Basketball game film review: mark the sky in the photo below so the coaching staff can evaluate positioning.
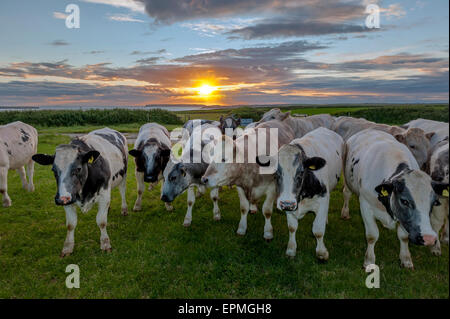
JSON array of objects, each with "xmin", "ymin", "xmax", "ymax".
[{"xmin": 0, "ymin": 0, "xmax": 448, "ymax": 106}]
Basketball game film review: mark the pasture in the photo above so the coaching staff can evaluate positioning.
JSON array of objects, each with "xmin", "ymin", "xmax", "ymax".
[{"xmin": 0, "ymin": 105, "xmax": 449, "ymax": 299}]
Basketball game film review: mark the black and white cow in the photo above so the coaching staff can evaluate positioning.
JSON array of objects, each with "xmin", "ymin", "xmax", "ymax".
[
  {"xmin": 161, "ymin": 123, "xmax": 222, "ymax": 227},
  {"xmin": 403, "ymin": 119, "xmax": 449, "ymax": 254},
  {"xmin": 276, "ymin": 127, "xmax": 344, "ymax": 260},
  {"xmin": 0, "ymin": 121, "xmax": 38, "ymax": 207},
  {"xmin": 219, "ymin": 115, "xmax": 241, "ymax": 138},
  {"xmin": 343, "ymin": 129, "xmax": 447, "ymax": 268},
  {"xmin": 129, "ymin": 123, "xmax": 172, "ymax": 212},
  {"xmin": 32, "ymin": 128, "xmax": 128, "ymax": 256}
]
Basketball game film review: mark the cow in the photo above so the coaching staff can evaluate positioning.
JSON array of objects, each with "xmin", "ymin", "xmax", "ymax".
[
  {"xmin": 128, "ymin": 123, "xmax": 172, "ymax": 212},
  {"xmin": 276, "ymin": 128, "xmax": 344, "ymax": 260},
  {"xmin": 161, "ymin": 123, "xmax": 222, "ymax": 227},
  {"xmin": 219, "ymin": 115, "xmax": 241, "ymax": 135},
  {"xmin": 403, "ymin": 119, "xmax": 449, "ymax": 253},
  {"xmin": 245, "ymin": 108, "xmax": 284, "ymax": 129},
  {"xmin": 202, "ymin": 120, "xmax": 295, "ymax": 240},
  {"xmin": 32, "ymin": 128, "xmax": 128, "ymax": 257},
  {"xmin": 0, "ymin": 121, "xmax": 38, "ymax": 207},
  {"xmin": 282, "ymin": 113, "xmax": 336, "ymax": 137},
  {"xmin": 343, "ymin": 129, "xmax": 447, "ymax": 269},
  {"xmin": 334, "ymin": 116, "xmax": 434, "ymax": 220}
]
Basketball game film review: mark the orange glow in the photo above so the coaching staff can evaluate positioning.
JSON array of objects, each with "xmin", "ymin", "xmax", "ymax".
[{"xmin": 197, "ymin": 84, "xmax": 216, "ymax": 96}]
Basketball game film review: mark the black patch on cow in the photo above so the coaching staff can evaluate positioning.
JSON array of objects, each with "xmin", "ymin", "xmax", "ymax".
[
  {"xmin": 3, "ymin": 142, "xmax": 8, "ymax": 147},
  {"xmin": 20, "ymin": 129, "xmax": 30, "ymax": 142},
  {"xmin": 133, "ymin": 138, "xmax": 170, "ymax": 181},
  {"xmin": 431, "ymin": 147, "xmax": 449, "ymax": 182},
  {"xmin": 298, "ymin": 170, "xmax": 327, "ymax": 200},
  {"xmin": 95, "ymin": 132, "xmax": 127, "ymax": 177},
  {"xmin": 7, "ymin": 150, "xmax": 11, "ymax": 155}
]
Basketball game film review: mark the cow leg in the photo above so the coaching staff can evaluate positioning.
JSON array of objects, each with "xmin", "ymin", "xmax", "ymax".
[
  {"xmin": 250, "ymin": 203, "xmax": 257, "ymax": 215},
  {"xmin": 119, "ymin": 177, "xmax": 128, "ymax": 216},
  {"xmin": 262, "ymin": 191, "xmax": 276, "ymax": 241},
  {"xmin": 26, "ymin": 160, "xmax": 35, "ymax": 192},
  {"xmin": 61, "ymin": 205, "xmax": 77, "ymax": 257},
  {"xmin": 210, "ymin": 187, "xmax": 221, "ymax": 221},
  {"xmin": 183, "ymin": 186, "xmax": 196, "ymax": 227},
  {"xmin": 161, "ymin": 181, "xmax": 173, "ymax": 212},
  {"xmin": 97, "ymin": 194, "xmax": 112, "ymax": 252},
  {"xmin": 397, "ymin": 225, "xmax": 414, "ymax": 269},
  {"xmin": 340, "ymin": 181, "xmax": 352, "ymax": 220},
  {"xmin": 196, "ymin": 184, "xmax": 206, "ymax": 198},
  {"xmin": 148, "ymin": 181, "xmax": 158, "ymax": 191},
  {"xmin": 442, "ymin": 214, "xmax": 449, "ymax": 245},
  {"xmin": 236, "ymin": 186, "xmax": 249, "ymax": 236},
  {"xmin": 133, "ymin": 171, "xmax": 145, "ymax": 212},
  {"xmin": 429, "ymin": 203, "xmax": 446, "ymax": 256},
  {"xmin": 17, "ymin": 166, "xmax": 28, "ymax": 190},
  {"xmin": 360, "ymin": 197, "xmax": 379, "ymax": 268},
  {"xmin": 286, "ymin": 213, "xmax": 298, "ymax": 257},
  {"xmin": 0, "ymin": 167, "xmax": 11, "ymax": 207},
  {"xmin": 313, "ymin": 197, "xmax": 329, "ymax": 261}
]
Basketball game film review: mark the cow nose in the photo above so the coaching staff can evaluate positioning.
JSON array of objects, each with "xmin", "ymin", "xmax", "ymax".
[
  {"xmin": 280, "ymin": 200, "xmax": 297, "ymax": 211},
  {"xmin": 161, "ymin": 194, "xmax": 170, "ymax": 202},
  {"xmin": 201, "ymin": 177, "xmax": 208, "ymax": 184},
  {"xmin": 422, "ymin": 234, "xmax": 437, "ymax": 246},
  {"xmin": 55, "ymin": 196, "xmax": 71, "ymax": 205}
]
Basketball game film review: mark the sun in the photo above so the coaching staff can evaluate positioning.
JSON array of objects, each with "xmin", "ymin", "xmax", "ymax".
[{"xmin": 197, "ymin": 84, "xmax": 216, "ymax": 96}]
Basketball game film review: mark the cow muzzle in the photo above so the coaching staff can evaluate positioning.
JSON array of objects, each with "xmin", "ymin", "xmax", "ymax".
[
  {"xmin": 279, "ymin": 200, "xmax": 297, "ymax": 211},
  {"xmin": 144, "ymin": 175, "xmax": 158, "ymax": 183},
  {"xmin": 55, "ymin": 195, "xmax": 73, "ymax": 206}
]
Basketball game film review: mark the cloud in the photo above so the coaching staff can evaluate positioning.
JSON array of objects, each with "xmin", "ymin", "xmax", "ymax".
[
  {"xmin": 53, "ymin": 12, "xmax": 68, "ymax": 20},
  {"xmin": 82, "ymin": 0, "xmax": 145, "ymax": 13},
  {"xmin": 130, "ymin": 49, "xmax": 166, "ymax": 55},
  {"xmin": 108, "ymin": 14, "xmax": 145, "ymax": 23},
  {"xmin": 135, "ymin": 57, "xmax": 160, "ymax": 64},
  {"xmin": 48, "ymin": 40, "xmax": 70, "ymax": 46},
  {"xmin": 84, "ymin": 50, "xmax": 105, "ymax": 55}
]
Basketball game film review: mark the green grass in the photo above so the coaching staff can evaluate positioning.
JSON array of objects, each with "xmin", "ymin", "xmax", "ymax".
[{"xmin": 0, "ymin": 131, "xmax": 448, "ymax": 298}]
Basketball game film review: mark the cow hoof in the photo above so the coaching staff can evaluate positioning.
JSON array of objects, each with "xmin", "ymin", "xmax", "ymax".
[
  {"xmin": 264, "ymin": 232, "xmax": 273, "ymax": 241},
  {"xmin": 165, "ymin": 204, "xmax": 174, "ymax": 212},
  {"xmin": 213, "ymin": 214, "xmax": 221, "ymax": 221},
  {"xmin": 286, "ymin": 249, "xmax": 296, "ymax": 258},
  {"xmin": 316, "ymin": 250, "xmax": 329, "ymax": 261},
  {"xmin": 236, "ymin": 228, "xmax": 246, "ymax": 236},
  {"xmin": 400, "ymin": 259, "xmax": 414, "ymax": 269},
  {"xmin": 60, "ymin": 251, "xmax": 72, "ymax": 258},
  {"xmin": 133, "ymin": 205, "xmax": 142, "ymax": 212},
  {"xmin": 249, "ymin": 210, "xmax": 257, "ymax": 215},
  {"xmin": 183, "ymin": 220, "xmax": 192, "ymax": 227},
  {"xmin": 2, "ymin": 199, "xmax": 11, "ymax": 208},
  {"xmin": 430, "ymin": 246, "xmax": 442, "ymax": 256},
  {"xmin": 121, "ymin": 208, "xmax": 128, "ymax": 216},
  {"xmin": 28, "ymin": 185, "xmax": 35, "ymax": 192}
]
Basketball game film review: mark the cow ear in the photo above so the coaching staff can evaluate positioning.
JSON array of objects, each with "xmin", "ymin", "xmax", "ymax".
[
  {"xmin": 426, "ymin": 132, "xmax": 435, "ymax": 141},
  {"xmin": 303, "ymin": 157, "xmax": 326, "ymax": 171},
  {"xmin": 220, "ymin": 115, "xmax": 224, "ymax": 124},
  {"xmin": 395, "ymin": 133, "xmax": 406, "ymax": 143},
  {"xmin": 432, "ymin": 182, "xmax": 449, "ymax": 198},
  {"xmin": 280, "ymin": 112, "xmax": 291, "ymax": 121},
  {"xmin": 375, "ymin": 182, "xmax": 394, "ymax": 198},
  {"xmin": 82, "ymin": 150, "xmax": 100, "ymax": 164},
  {"xmin": 129, "ymin": 149, "xmax": 142, "ymax": 158},
  {"xmin": 32, "ymin": 154, "xmax": 54, "ymax": 166}
]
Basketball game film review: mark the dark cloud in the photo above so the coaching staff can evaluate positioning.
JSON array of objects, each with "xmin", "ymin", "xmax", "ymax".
[
  {"xmin": 130, "ymin": 49, "xmax": 167, "ymax": 55},
  {"xmin": 135, "ymin": 57, "xmax": 161, "ymax": 64},
  {"xmin": 48, "ymin": 40, "xmax": 70, "ymax": 46}
]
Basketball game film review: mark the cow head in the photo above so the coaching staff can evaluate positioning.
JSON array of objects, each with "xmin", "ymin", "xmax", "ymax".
[
  {"xmin": 32, "ymin": 145, "xmax": 100, "ymax": 206},
  {"xmin": 275, "ymin": 144, "xmax": 326, "ymax": 211},
  {"xmin": 375, "ymin": 169, "xmax": 445, "ymax": 246},
  {"xmin": 129, "ymin": 140, "xmax": 170, "ymax": 183},
  {"xmin": 395, "ymin": 128, "xmax": 432, "ymax": 168},
  {"xmin": 202, "ymin": 135, "xmax": 241, "ymax": 187},
  {"xmin": 161, "ymin": 161, "xmax": 191, "ymax": 203}
]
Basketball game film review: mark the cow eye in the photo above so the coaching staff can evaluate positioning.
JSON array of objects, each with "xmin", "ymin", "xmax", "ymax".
[
  {"xmin": 409, "ymin": 145, "xmax": 416, "ymax": 149},
  {"xmin": 400, "ymin": 199, "xmax": 410, "ymax": 207}
]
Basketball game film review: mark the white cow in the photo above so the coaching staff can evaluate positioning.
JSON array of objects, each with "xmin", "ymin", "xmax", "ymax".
[
  {"xmin": 0, "ymin": 121, "xmax": 38, "ymax": 207},
  {"xmin": 343, "ymin": 129, "xmax": 446, "ymax": 268},
  {"xmin": 277, "ymin": 127, "xmax": 344, "ymax": 260},
  {"xmin": 32, "ymin": 128, "xmax": 128, "ymax": 256}
]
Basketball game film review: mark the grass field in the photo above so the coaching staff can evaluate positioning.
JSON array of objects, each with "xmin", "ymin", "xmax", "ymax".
[{"xmin": 0, "ymin": 128, "xmax": 448, "ymax": 298}]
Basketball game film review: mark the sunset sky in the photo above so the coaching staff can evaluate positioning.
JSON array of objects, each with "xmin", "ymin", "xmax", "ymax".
[{"xmin": 0, "ymin": 0, "xmax": 448, "ymax": 106}]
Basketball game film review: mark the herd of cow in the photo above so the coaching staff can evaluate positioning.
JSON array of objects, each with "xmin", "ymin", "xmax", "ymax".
[{"xmin": 0, "ymin": 109, "xmax": 448, "ymax": 269}]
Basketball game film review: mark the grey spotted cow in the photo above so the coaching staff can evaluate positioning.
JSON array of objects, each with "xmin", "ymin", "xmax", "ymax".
[
  {"xmin": 32, "ymin": 128, "xmax": 128, "ymax": 256},
  {"xmin": 129, "ymin": 123, "xmax": 173, "ymax": 212},
  {"xmin": 0, "ymin": 121, "xmax": 38, "ymax": 207}
]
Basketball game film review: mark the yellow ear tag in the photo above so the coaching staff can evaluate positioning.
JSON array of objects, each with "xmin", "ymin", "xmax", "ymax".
[
  {"xmin": 381, "ymin": 188, "xmax": 389, "ymax": 197},
  {"xmin": 443, "ymin": 189, "xmax": 449, "ymax": 198},
  {"xmin": 88, "ymin": 156, "xmax": 94, "ymax": 164},
  {"xmin": 309, "ymin": 165, "xmax": 316, "ymax": 170}
]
